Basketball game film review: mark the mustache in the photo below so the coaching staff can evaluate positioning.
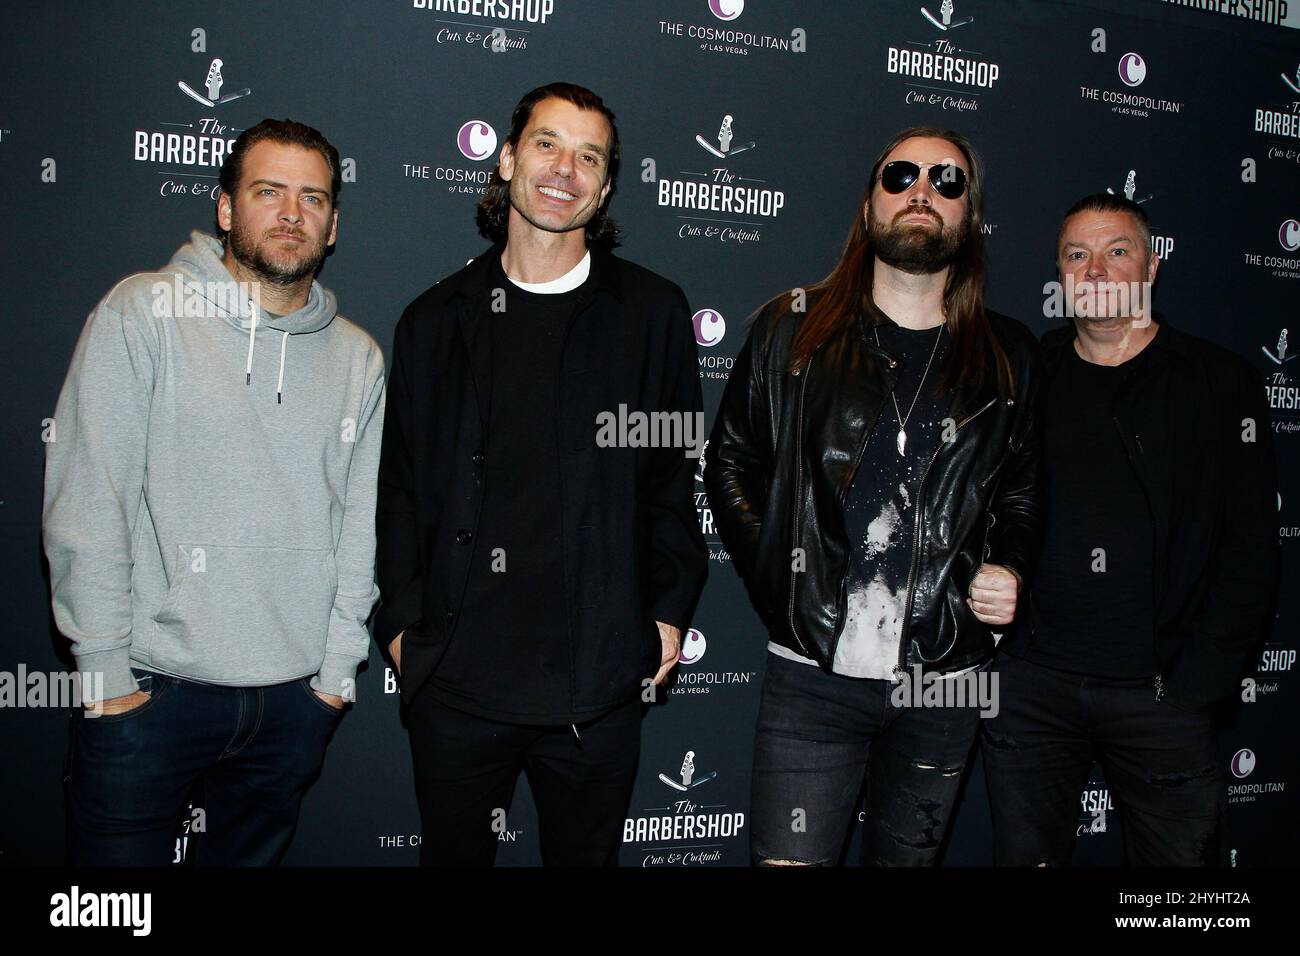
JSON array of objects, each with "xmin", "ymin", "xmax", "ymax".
[
  {"xmin": 264, "ymin": 227, "xmax": 308, "ymax": 240},
  {"xmin": 894, "ymin": 207, "xmax": 943, "ymax": 227}
]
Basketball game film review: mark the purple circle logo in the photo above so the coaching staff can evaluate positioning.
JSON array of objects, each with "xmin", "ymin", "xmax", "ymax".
[
  {"xmin": 679, "ymin": 628, "xmax": 707, "ymax": 664},
  {"xmin": 693, "ymin": 309, "xmax": 726, "ymax": 348},
  {"xmin": 709, "ymin": 0, "xmax": 744, "ymax": 21},
  {"xmin": 1118, "ymin": 52, "xmax": 1146, "ymax": 87},
  {"xmin": 1230, "ymin": 748, "xmax": 1256, "ymax": 779},
  {"xmin": 456, "ymin": 120, "xmax": 498, "ymax": 162},
  {"xmin": 1279, "ymin": 219, "xmax": 1300, "ymax": 252}
]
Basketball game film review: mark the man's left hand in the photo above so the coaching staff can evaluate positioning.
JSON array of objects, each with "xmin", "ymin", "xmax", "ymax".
[
  {"xmin": 967, "ymin": 563, "xmax": 1021, "ymax": 626},
  {"xmin": 314, "ymin": 690, "xmax": 347, "ymax": 710},
  {"xmin": 653, "ymin": 621, "xmax": 682, "ymax": 686}
]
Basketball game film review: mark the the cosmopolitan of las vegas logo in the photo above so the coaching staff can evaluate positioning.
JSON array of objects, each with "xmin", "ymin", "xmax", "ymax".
[
  {"xmin": 1243, "ymin": 219, "xmax": 1300, "ymax": 281},
  {"xmin": 1227, "ymin": 747, "xmax": 1286, "ymax": 806},
  {"xmin": 652, "ymin": 113, "xmax": 786, "ymax": 247},
  {"xmin": 885, "ymin": 2, "xmax": 1002, "ymax": 114},
  {"xmin": 133, "ymin": 55, "xmax": 251, "ymax": 201},
  {"xmin": 671, "ymin": 624, "xmax": 756, "ymax": 698},
  {"xmin": 1078, "ymin": 47, "xmax": 1184, "ymax": 119},
  {"xmin": 410, "ymin": 0, "xmax": 556, "ymax": 53},
  {"xmin": 402, "ymin": 119, "xmax": 498, "ymax": 195},
  {"xmin": 656, "ymin": 0, "xmax": 807, "ymax": 58}
]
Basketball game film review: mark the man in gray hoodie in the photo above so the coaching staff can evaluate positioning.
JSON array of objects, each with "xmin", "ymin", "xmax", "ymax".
[{"xmin": 43, "ymin": 119, "xmax": 384, "ymax": 865}]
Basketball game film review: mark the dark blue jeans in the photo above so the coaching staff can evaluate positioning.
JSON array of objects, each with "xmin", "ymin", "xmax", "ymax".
[
  {"xmin": 981, "ymin": 653, "xmax": 1229, "ymax": 866},
  {"xmin": 750, "ymin": 652, "xmax": 982, "ymax": 866},
  {"xmin": 68, "ymin": 668, "xmax": 343, "ymax": 866}
]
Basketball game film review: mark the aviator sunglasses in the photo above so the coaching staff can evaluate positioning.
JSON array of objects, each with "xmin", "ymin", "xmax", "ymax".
[{"xmin": 878, "ymin": 160, "xmax": 968, "ymax": 200}]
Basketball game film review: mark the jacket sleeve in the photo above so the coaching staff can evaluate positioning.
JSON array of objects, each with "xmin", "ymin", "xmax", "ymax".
[
  {"xmin": 42, "ymin": 297, "xmax": 157, "ymax": 702},
  {"xmin": 1166, "ymin": 362, "xmax": 1279, "ymax": 710},
  {"xmin": 702, "ymin": 307, "xmax": 775, "ymax": 589},
  {"xmin": 986, "ymin": 329, "xmax": 1043, "ymax": 593},
  {"xmin": 374, "ymin": 311, "xmax": 425, "ymax": 650},
  {"xmin": 312, "ymin": 345, "xmax": 385, "ymax": 700},
  {"xmin": 645, "ymin": 288, "xmax": 709, "ymax": 633}
]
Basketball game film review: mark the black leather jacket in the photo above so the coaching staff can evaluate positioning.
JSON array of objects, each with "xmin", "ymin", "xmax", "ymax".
[{"xmin": 704, "ymin": 298, "xmax": 1042, "ymax": 676}]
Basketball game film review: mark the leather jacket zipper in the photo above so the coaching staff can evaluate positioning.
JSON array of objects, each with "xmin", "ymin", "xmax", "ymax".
[
  {"xmin": 894, "ymin": 395, "xmax": 999, "ymax": 678},
  {"xmin": 787, "ymin": 355, "xmax": 814, "ymax": 656}
]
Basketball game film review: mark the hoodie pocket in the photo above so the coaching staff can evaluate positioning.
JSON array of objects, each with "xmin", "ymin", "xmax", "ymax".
[{"xmin": 151, "ymin": 544, "xmax": 338, "ymax": 683}]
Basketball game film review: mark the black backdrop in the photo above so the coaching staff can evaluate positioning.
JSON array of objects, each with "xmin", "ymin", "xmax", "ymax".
[{"xmin": 1, "ymin": 0, "xmax": 1297, "ymax": 867}]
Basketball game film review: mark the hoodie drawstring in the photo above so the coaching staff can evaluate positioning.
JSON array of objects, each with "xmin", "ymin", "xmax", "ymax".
[
  {"xmin": 243, "ymin": 300, "xmax": 289, "ymax": 404},
  {"xmin": 244, "ymin": 300, "xmax": 259, "ymax": 386},
  {"xmin": 276, "ymin": 331, "xmax": 289, "ymax": 405}
]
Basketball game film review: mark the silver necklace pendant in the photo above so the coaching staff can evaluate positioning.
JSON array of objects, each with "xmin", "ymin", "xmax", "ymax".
[{"xmin": 897, "ymin": 429, "xmax": 907, "ymax": 457}]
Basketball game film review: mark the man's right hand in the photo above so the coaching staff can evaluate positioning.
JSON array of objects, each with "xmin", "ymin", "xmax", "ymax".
[
  {"xmin": 389, "ymin": 632, "xmax": 403, "ymax": 675},
  {"xmin": 93, "ymin": 689, "xmax": 151, "ymax": 716}
]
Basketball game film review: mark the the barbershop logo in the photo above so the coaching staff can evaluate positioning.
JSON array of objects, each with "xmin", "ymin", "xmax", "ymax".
[
  {"xmin": 1243, "ymin": 223, "xmax": 1300, "ymax": 281},
  {"xmin": 1264, "ymin": 328, "xmax": 1297, "ymax": 364},
  {"xmin": 885, "ymin": 6, "xmax": 1001, "ymax": 115},
  {"xmin": 1079, "ymin": 49, "xmax": 1183, "ymax": 119},
  {"xmin": 133, "ymin": 52, "xmax": 250, "ymax": 202},
  {"xmin": 696, "ymin": 114, "xmax": 755, "ymax": 159},
  {"xmin": 456, "ymin": 120, "xmax": 498, "ymax": 161},
  {"xmin": 178, "ymin": 58, "xmax": 250, "ymax": 107},
  {"xmin": 1104, "ymin": 171, "xmax": 1175, "ymax": 260},
  {"xmin": 922, "ymin": 1, "xmax": 973, "ymax": 31},
  {"xmin": 653, "ymin": 114, "xmax": 786, "ymax": 248},
  {"xmin": 412, "ymin": 0, "xmax": 557, "ymax": 53},
  {"xmin": 402, "ymin": 117, "xmax": 498, "ymax": 196},
  {"xmin": 656, "ymin": 1, "xmax": 806, "ymax": 59},
  {"xmin": 693, "ymin": 308, "xmax": 726, "ymax": 348},
  {"xmin": 1077, "ymin": 785, "xmax": 1114, "ymax": 837},
  {"xmin": 1253, "ymin": 61, "xmax": 1300, "ymax": 163},
  {"xmin": 624, "ymin": 751, "xmax": 744, "ymax": 866}
]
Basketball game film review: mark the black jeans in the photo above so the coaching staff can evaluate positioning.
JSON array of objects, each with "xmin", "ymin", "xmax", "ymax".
[
  {"xmin": 68, "ymin": 668, "xmax": 342, "ymax": 866},
  {"xmin": 407, "ymin": 690, "xmax": 641, "ymax": 866},
  {"xmin": 749, "ymin": 652, "xmax": 982, "ymax": 866},
  {"xmin": 981, "ymin": 653, "xmax": 1229, "ymax": 866}
]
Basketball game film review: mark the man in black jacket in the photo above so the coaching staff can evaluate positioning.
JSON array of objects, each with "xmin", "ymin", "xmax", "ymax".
[
  {"xmin": 982, "ymin": 193, "xmax": 1278, "ymax": 866},
  {"xmin": 376, "ymin": 82, "xmax": 707, "ymax": 866},
  {"xmin": 704, "ymin": 126, "xmax": 1041, "ymax": 865}
]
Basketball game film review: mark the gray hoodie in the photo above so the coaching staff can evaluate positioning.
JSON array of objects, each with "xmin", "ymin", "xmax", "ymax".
[{"xmin": 43, "ymin": 231, "xmax": 385, "ymax": 701}]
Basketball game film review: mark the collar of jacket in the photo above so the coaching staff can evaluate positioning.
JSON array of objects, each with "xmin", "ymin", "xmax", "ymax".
[
  {"xmin": 1042, "ymin": 315, "xmax": 1190, "ymax": 372},
  {"xmin": 449, "ymin": 242, "xmax": 625, "ymax": 305}
]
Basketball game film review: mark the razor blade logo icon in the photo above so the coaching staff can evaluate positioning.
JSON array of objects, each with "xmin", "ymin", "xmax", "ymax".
[
  {"xmin": 658, "ymin": 751, "xmax": 718, "ymax": 791},
  {"xmin": 922, "ymin": 0, "xmax": 972, "ymax": 30},
  {"xmin": 1105, "ymin": 170, "xmax": 1153, "ymax": 205},
  {"xmin": 178, "ymin": 58, "xmax": 251, "ymax": 107},
  {"xmin": 696, "ymin": 114, "xmax": 755, "ymax": 159},
  {"xmin": 1263, "ymin": 329, "xmax": 1296, "ymax": 365},
  {"xmin": 1282, "ymin": 63, "xmax": 1300, "ymax": 95}
]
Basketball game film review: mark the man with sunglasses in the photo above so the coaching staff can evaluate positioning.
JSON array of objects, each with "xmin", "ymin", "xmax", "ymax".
[
  {"xmin": 981, "ymin": 194, "xmax": 1277, "ymax": 866},
  {"xmin": 704, "ymin": 126, "xmax": 1041, "ymax": 865}
]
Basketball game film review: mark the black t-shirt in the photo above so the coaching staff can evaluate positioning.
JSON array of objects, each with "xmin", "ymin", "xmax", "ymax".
[
  {"xmin": 835, "ymin": 321, "xmax": 950, "ymax": 679},
  {"xmin": 1022, "ymin": 339, "xmax": 1158, "ymax": 679},
  {"xmin": 428, "ymin": 259, "xmax": 599, "ymax": 724}
]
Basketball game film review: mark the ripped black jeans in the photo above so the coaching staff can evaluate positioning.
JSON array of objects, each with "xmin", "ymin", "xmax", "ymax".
[
  {"xmin": 749, "ymin": 651, "xmax": 981, "ymax": 866},
  {"xmin": 981, "ymin": 653, "xmax": 1230, "ymax": 866}
]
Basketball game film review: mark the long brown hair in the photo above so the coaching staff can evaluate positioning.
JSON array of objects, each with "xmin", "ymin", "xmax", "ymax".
[{"xmin": 787, "ymin": 126, "xmax": 1012, "ymax": 398}]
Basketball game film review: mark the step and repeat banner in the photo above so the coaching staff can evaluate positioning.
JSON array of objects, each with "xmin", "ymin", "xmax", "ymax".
[{"xmin": 1, "ymin": 0, "xmax": 1297, "ymax": 867}]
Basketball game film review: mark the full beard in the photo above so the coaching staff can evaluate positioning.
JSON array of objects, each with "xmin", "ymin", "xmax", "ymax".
[
  {"xmin": 869, "ymin": 210, "xmax": 965, "ymax": 275},
  {"xmin": 227, "ymin": 220, "xmax": 327, "ymax": 286}
]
